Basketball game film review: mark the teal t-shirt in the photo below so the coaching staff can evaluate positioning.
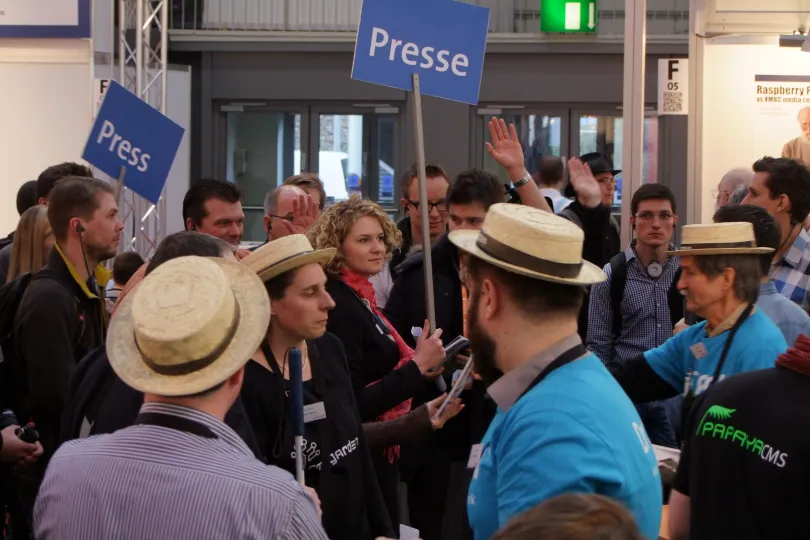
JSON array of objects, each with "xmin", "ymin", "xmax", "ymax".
[
  {"xmin": 644, "ymin": 309, "xmax": 787, "ymax": 396},
  {"xmin": 467, "ymin": 354, "xmax": 663, "ymax": 540}
]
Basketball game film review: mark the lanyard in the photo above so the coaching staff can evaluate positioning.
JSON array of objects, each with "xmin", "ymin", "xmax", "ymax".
[
  {"xmin": 133, "ymin": 412, "xmax": 218, "ymax": 439},
  {"xmin": 518, "ymin": 344, "xmax": 588, "ymax": 401}
]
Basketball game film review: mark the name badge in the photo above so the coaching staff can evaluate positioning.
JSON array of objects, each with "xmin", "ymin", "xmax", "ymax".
[
  {"xmin": 690, "ymin": 343, "xmax": 708, "ymax": 360},
  {"xmin": 303, "ymin": 402, "xmax": 327, "ymax": 424},
  {"xmin": 467, "ymin": 443, "xmax": 483, "ymax": 469}
]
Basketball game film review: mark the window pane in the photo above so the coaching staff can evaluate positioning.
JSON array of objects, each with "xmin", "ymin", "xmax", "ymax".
[
  {"xmin": 482, "ymin": 114, "xmax": 562, "ymax": 178},
  {"xmin": 316, "ymin": 114, "xmax": 362, "ymax": 204},
  {"xmin": 226, "ymin": 111, "xmax": 300, "ymax": 207},
  {"xmin": 377, "ymin": 115, "xmax": 397, "ymax": 206}
]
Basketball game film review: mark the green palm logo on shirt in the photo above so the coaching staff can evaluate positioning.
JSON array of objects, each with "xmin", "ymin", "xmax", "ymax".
[{"xmin": 696, "ymin": 405, "xmax": 735, "ymax": 435}]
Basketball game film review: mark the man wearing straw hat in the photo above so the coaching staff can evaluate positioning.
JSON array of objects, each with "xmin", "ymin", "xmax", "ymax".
[
  {"xmin": 451, "ymin": 203, "xmax": 662, "ymax": 540},
  {"xmin": 607, "ymin": 222, "xmax": 788, "ymax": 428},
  {"xmin": 33, "ymin": 256, "xmax": 328, "ymax": 540}
]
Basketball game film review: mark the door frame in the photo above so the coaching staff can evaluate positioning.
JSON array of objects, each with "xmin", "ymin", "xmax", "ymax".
[
  {"xmin": 308, "ymin": 104, "xmax": 403, "ymax": 211},
  {"xmin": 471, "ymin": 106, "xmax": 572, "ymax": 170}
]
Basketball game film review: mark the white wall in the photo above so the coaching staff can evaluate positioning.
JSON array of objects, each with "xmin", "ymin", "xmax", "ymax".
[
  {"xmin": 699, "ymin": 39, "xmax": 810, "ymax": 223},
  {"xmin": 0, "ymin": 39, "xmax": 93, "ymax": 234}
]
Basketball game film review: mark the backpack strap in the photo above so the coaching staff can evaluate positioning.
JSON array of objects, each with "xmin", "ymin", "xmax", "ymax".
[
  {"xmin": 608, "ymin": 252, "xmax": 628, "ymax": 340},
  {"xmin": 668, "ymin": 267, "xmax": 684, "ymax": 329},
  {"xmin": 558, "ymin": 207, "xmax": 583, "ymax": 229}
]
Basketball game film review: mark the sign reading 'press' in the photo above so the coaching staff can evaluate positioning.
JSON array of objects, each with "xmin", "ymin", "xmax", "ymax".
[
  {"xmin": 351, "ymin": 0, "xmax": 490, "ymax": 105},
  {"xmin": 82, "ymin": 81, "xmax": 184, "ymax": 204}
]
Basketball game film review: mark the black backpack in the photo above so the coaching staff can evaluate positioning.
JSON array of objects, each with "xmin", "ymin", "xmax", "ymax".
[{"xmin": 608, "ymin": 253, "xmax": 684, "ymax": 339}]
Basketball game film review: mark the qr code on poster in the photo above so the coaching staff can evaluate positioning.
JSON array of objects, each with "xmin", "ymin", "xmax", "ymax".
[{"xmin": 663, "ymin": 91, "xmax": 683, "ymax": 113}]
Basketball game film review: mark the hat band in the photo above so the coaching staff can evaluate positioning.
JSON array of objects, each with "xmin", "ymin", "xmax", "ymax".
[
  {"xmin": 680, "ymin": 240, "xmax": 755, "ymax": 250},
  {"xmin": 134, "ymin": 293, "xmax": 242, "ymax": 377},
  {"xmin": 264, "ymin": 249, "xmax": 315, "ymax": 271},
  {"xmin": 476, "ymin": 232, "xmax": 583, "ymax": 278}
]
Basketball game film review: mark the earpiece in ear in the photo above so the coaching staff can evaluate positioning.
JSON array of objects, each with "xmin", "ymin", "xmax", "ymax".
[{"xmin": 76, "ymin": 224, "xmax": 85, "ymax": 234}]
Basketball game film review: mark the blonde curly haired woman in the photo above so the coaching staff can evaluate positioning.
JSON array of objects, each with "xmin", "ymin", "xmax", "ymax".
[
  {"xmin": 307, "ymin": 196, "xmax": 447, "ymax": 526},
  {"xmin": 7, "ymin": 205, "xmax": 54, "ymax": 283}
]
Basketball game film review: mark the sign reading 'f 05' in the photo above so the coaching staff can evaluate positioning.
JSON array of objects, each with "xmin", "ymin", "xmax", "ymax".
[{"xmin": 351, "ymin": 0, "xmax": 490, "ymax": 105}]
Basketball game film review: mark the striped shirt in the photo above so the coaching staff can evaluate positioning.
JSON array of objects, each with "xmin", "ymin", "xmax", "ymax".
[
  {"xmin": 771, "ymin": 228, "xmax": 810, "ymax": 313},
  {"xmin": 34, "ymin": 403, "xmax": 328, "ymax": 540}
]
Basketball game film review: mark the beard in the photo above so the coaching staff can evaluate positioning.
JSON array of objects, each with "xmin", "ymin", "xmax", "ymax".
[{"xmin": 467, "ymin": 291, "xmax": 503, "ymax": 386}]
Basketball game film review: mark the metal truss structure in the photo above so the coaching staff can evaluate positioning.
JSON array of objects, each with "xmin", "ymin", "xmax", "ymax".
[{"xmin": 117, "ymin": 0, "xmax": 169, "ymax": 258}]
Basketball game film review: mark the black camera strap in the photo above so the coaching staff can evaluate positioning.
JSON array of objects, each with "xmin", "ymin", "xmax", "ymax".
[{"xmin": 519, "ymin": 344, "xmax": 588, "ymax": 401}]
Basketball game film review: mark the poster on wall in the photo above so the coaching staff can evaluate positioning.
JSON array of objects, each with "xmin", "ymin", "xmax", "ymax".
[
  {"xmin": 0, "ymin": 0, "xmax": 90, "ymax": 38},
  {"xmin": 753, "ymin": 74, "xmax": 810, "ymax": 165}
]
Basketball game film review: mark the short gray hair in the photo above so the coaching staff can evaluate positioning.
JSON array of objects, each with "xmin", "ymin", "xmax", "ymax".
[
  {"xmin": 263, "ymin": 185, "xmax": 304, "ymax": 216},
  {"xmin": 719, "ymin": 168, "xmax": 754, "ymax": 193},
  {"xmin": 694, "ymin": 254, "xmax": 761, "ymax": 304},
  {"xmin": 727, "ymin": 184, "xmax": 749, "ymax": 207}
]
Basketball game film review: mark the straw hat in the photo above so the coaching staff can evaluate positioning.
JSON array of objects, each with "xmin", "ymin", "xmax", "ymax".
[
  {"xmin": 241, "ymin": 234, "xmax": 336, "ymax": 282},
  {"xmin": 449, "ymin": 203, "xmax": 606, "ymax": 285},
  {"xmin": 666, "ymin": 222, "xmax": 774, "ymax": 256},
  {"xmin": 107, "ymin": 256, "xmax": 270, "ymax": 396}
]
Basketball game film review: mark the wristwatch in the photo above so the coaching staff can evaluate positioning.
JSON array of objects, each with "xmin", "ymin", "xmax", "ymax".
[{"xmin": 513, "ymin": 172, "xmax": 532, "ymax": 189}]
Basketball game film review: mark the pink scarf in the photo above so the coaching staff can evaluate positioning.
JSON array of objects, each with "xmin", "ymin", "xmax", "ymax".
[{"xmin": 341, "ymin": 268, "xmax": 413, "ymax": 464}]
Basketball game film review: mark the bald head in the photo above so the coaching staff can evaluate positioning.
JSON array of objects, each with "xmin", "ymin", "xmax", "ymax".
[
  {"xmin": 715, "ymin": 167, "xmax": 753, "ymax": 208},
  {"xmin": 263, "ymin": 185, "xmax": 306, "ymax": 241}
]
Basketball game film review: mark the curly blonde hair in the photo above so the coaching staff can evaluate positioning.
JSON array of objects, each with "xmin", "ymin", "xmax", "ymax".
[{"xmin": 307, "ymin": 195, "xmax": 402, "ymax": 277}]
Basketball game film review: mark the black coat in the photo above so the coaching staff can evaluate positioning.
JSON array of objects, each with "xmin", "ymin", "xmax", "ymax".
[
  {"xmin": 13, "ymin": 248, "xmax": 108, "ymax": 465},
  {"xmin": 60, "ymin": 345, "xmax": 263, "ymax": 460},
  {"xmin": 325, "ymin": 276, "xmax": 427, "ymax": 526},
  {"xmin": 240, "ymin": 333, "xmax": 394, "ymax": 540}
]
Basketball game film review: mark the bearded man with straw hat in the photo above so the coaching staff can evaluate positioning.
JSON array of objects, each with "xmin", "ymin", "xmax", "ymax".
[
  {"xmin": 451, "ymin": 203, "xmax": 662, "ymax": 540},
  {"xmin": 607, "ymin": 222, "xmax": 788, "ymax": 433},
  {"xmin": 33, "ymin": 256, "xmax": 328, "ymax": 540}
]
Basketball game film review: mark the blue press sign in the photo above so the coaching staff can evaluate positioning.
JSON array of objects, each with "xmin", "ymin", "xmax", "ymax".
[
  {"xmin": 351, "ymin": 0, "xmax": 490, "ymax": 105},
  {"xmin": 82, "ymin": 81, "xmax": 184, "ymax": 204}
]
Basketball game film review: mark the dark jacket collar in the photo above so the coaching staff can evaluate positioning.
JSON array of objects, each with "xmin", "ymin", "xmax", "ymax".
[
  {"xmin": 395, "ymin": 232, "xmax": 459, "ymax": 276},
  {"xmin": 50, "ymin": 243, "xmax": 111, "ymax": 299}
]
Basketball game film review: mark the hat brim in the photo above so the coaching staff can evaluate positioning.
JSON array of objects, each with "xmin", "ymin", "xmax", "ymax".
[
  {"xmin": 250, "ymin": 248, "xmax": 337, "ymax": 282},
  {"xmin": 449, "ymin": 230, "xmax": 606, "ymax": 286},
  {"xmin": 107, "ymin": 258, "xmax": 271, "ymax": 397},
  {"xmin": 666, "ymin": 247, "xmax": 774, "ymax": 256}
]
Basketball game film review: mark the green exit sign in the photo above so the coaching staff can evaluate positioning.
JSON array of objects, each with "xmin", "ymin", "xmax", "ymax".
[{"xmin": 541, "ymin": 0, "xmax": 598, "ymax": 33}]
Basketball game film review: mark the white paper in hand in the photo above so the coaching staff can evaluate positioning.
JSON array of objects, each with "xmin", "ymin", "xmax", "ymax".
[{"xmin": 399, "ymin": 524, "xmax": 420, "ymax": 539}]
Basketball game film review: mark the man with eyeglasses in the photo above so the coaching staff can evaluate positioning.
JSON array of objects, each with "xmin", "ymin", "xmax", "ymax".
[
  {"xmin": 262, "ymin": 184, "xmax": 319, "ymax": 244},
  {"xmin": 370, "ymin": 163, "xmax": 450, "ymax": 308},
  {"xmin": 587, "ymin": 184, "xmax": 682, "ymax": 448}
]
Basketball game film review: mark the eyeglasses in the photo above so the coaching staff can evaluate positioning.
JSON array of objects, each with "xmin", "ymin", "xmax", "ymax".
[
  {"xmin": 270, "ymin": 214, "xmax": 294, "ymax": 223},
  {"xmin": 635, "ymin": 211, "xmax": 674, "ymax": 221},
  {"xmin": 407, "ymin": 199, "xmax": 447, "ymax": 214},
  {"xmin": 710, "ymin": 189, "xmax": 728, "ymax": 199}
]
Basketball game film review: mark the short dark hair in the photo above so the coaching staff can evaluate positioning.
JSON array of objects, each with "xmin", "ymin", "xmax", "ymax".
[
  {"xmin": 491, "ymin": 493, "xmax": 644, "ymax": 540},
  {"xmin": 752, "ymin": 156, "xmax": 810, "ymax": 222},
  {"xmin": 713, "ymin": 204, "xmax": 781, "ymax": 276},
  {"xmin": 466, "ymin": 256, "xmax": 584, "ymax": 318},
  {"xmin": 538, "ymin": 156, "xmax": 564, "ymax": 187},
  {"xmin": 446, "ymin": 169, "xmax": 505, "ymax": 211},
  {"xmin": 145, "ymin": 232, "xmax": 233, "ymax": 276},
  {"xmin": 16, "ymin": 180, "xmax": 39, "ymax": 215},
  {"xmin": 37, "ymin": 162, "xmax": 93, "ymax": 201},
  {"xmin": 182, "ymin": 178, "xmax": 242, "ymax": 229},
  {"xmin": 400, "ymin": 163, "xmax": 449, "ymax": 199},
  {"xmin": 112, "ymin": 251, "xmax": 146, "ymax": 285},
  {"xmin": 47, "ymin": 177, "xmax": 115, "ymax": 242},
  {"xmin": 180, "ymin": 381, "xmax": 226, "ymax": 399},
  {"xmin": 265, "ymin": 267, "xmax": 299, "ymax": 300},
  {"xmin": 630, "ymin": 184, "xmax": 677, "ymax": 215}
]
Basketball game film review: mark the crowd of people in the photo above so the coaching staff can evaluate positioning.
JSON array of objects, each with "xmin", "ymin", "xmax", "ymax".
[{"xmin": 1, "ymin": 117, "xmax": 809, "ymax": 540}]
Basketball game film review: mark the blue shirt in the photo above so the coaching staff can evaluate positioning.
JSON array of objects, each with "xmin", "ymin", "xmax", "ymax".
[
  {"xmin": 468, "ymin": 337, "xmax": 662, "ymax": 540},
  {"xmin": 645, "ymin": 309, "xmax": 787, "ymax": 396},
  {"xmin": 771, "ymin": 228, "xmax": 810, "ymax": 312},
  {"xmin": 757, "ymin": 281, "xmax": 810, "ymax": 346}
]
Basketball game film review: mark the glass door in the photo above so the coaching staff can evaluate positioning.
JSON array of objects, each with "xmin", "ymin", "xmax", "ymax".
[
  {"xmin": 572, "ymin": 110, "xmax": 660, "ymax": 211},
  {"xmin": 474, "ymin": 108, "xmax": 569, "ymax": 182},
  {"xmin": 219, "ymin": 105, "xmax": 306, "ymax": 242},
  {"xmin": 308, "ymin": 106, "xmax": 401, "ymax": 213}
]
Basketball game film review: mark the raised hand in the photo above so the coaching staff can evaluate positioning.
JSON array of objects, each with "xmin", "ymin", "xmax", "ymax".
[
  {"xmin": 485, "ymin": 117, "xmax": 525, "ymax": 174},
  {"xmin": 567, "ymin": 157, "xmax": 603, "ymax": 209},
  {"xmin": 282, "ymin": 193, "xmax": 320, "ymax": 235}
]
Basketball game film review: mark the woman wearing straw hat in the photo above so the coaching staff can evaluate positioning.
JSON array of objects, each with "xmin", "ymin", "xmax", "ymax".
[
  {"xmin": 306, "ymin": 198, "xmax": 449, "ymax": 528},
  {"xmin": 607, "ymin": 222, "xmax": 788, "ymax": 425},
  {"xmin": 241, "ymin": 235, "xmax": 461, "ymax": 540}
]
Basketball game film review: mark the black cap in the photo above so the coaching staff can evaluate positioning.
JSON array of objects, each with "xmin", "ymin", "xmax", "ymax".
[{"xmin": 579, "ymin": 152, "xmax": 621, "ymax": 176}]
